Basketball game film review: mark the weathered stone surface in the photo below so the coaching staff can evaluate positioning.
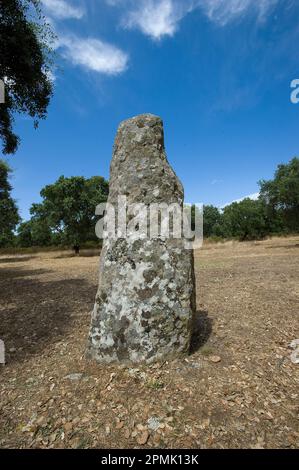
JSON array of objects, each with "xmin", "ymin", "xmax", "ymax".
[{"xmin": 86, "ymin": 114, "xmax": 196, "ymax": 364}]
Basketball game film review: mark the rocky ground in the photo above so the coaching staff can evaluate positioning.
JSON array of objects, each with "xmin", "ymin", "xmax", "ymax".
[{"xmin": 0, "ymin": 237, "xmax": 298, "ymax": 449}]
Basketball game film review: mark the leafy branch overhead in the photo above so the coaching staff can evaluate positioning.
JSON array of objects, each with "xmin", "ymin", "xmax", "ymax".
[{"xmin": 0, "ymin": 0, "xmax": 55, "ymax": 154}]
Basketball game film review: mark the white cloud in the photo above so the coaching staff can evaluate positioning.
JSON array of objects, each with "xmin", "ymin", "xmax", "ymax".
[
  {"xmin": 41, "ymin": 0, "xmax": 85, "ymax": 20},
  {"xmin": 106, "ymin": 0, "xmax": 279, "ymax": 40},
  {"xmin": 58, "ymin": 35, "xmax": 129, "ymax": 75},
  {"xmin": 198, "ymin": 0, "xmax": 278, "ymax": 26},
  {"xmin": 123, "ymin": 0, "xmax": 189, "ymax": 40},
  {"xmin": 211, "ymin": 179, "xmax": 223, "ymax": 185},
  {"xmin": 105, "ymin": 0, "xmax": 124, "ymax": 5},
  {"xmin": 221, "ymin": 192, "xmax": 260, "ymax": 208},
  {"xmin": 107, "ymin": 0, "xmax": 196, "ymax": 40}
]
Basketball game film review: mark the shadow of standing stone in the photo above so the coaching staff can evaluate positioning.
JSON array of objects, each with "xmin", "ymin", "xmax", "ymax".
[{"xmin": 190, "ymin": 310, "xmax": 213, "ymax": 354}]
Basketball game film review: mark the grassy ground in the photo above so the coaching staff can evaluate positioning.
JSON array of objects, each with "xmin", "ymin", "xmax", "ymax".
[{"xmin": 0, "ymin": 237, "xmax": 298, "ymax": 449}]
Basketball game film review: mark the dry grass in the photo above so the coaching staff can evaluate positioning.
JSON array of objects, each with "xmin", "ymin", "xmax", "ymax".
[{"xmin": 0, "ymin": 237, "xmax": 298, "ymax": 449}]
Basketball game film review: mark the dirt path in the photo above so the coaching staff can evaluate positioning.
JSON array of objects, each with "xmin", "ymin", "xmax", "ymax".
[{"xmin": 0, "ymin": 237, "xmax": 298, "ymax": 448}]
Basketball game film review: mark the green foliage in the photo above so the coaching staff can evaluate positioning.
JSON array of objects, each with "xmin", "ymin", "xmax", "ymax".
[
  {"xmin": 259, "ymin": 157, "xmax": 299, "ymax": 232},
  {"xmin": 14, "ymin": 158, "xmax": 299, "ymax": 248},
  {"xmin": 0, "ymin": 160, "xmax": 20, "ymax": 246},
  {"xmin": 17, "ymin": 218, "xmax": 52, "ymax": 247},
  {"xmin": 201, "ymin": 158, "xmax": 298, "ymax": 241},
  {"xmin": 28, "ymin": 175, "xmax": 109, "ymax": 247},
  {"xmin": 203, "ymin": 205, "xmax": 221, "ymax": 237},
  {"xmin": 220, "ymin": 198, "xmax": 269, "ymax": 241},
  {"xmin": 0, "ymin": 0, "xmax": 54, "ymax": 154}
]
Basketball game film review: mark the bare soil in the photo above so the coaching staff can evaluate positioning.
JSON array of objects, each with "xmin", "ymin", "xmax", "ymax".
[{"xmin": 0, "ymin": 237, "xmax": 298, "ymax": 449}]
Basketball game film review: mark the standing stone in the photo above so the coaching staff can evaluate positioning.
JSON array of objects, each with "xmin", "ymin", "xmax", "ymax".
[{"xmin": 86, "ymin": 114, "xmax": 196, "ymax": 364}]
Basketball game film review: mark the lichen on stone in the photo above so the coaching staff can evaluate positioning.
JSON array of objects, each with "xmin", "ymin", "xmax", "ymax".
[{"xmin": 86, "ymin": 114, "xmax": 196, "ymax": 364}]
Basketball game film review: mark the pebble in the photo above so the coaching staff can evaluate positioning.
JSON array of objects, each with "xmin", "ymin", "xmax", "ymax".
[
  {"xmin": 210, "ymin": 356, "xmax": 221, "ymax": 363},
  {"xmin": 136, "ymin": 430, "xmax": 149, "ymax": 445},
  {"xmin": 64, "ymin": 373, "xmax": 83, "ymax": 381}
]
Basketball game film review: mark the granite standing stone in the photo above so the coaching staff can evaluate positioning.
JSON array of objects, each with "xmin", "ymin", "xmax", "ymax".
[{"xmin": 87, "ymin": 114, "xmax": 196, "ymax": 363}]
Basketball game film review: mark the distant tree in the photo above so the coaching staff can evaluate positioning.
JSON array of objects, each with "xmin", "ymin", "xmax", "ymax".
[
  {"xmin": 16, "ymin": 220, "xmax": 32, "ymax": 247},
  {"xmin": 0, "ymin": 0, "xmax": 54, "ymax": 154},
  {"xmin": 17, "ymin": 217, "xmax": 52, "ymax": 247},
  {"xmin": 259, "ymin": 157, "xmax": 299, "ymax": 232},
  {"xmin": 30, "ymin": 176, "xmax": 109, "ymax": 248},
  {"xmin": 0, "ymin": 160, "xmax": 20, "ymax": 246},
  {"xmin": 220, "ymin": 198, "xmax": 269, "ymax": 241},
  {"xmin": 203, "ymin": 205, "xmax": 221, "ymax": 238}
]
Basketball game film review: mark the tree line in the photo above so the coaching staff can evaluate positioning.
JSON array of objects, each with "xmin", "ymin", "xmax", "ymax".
[
  {"xmin": 198, "ymin": 157, "xmax": 299, "ymax": 240},
  {"xmin": 1, "ymin": 169, "xmax": 109, "ymax": 249},
  {"xmin": 0, "ymin": 157, "xmax": 298, "ymax": 249}
]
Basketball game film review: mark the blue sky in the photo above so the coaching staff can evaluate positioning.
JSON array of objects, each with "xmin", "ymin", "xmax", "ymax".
[{"xmin": 7, "ymin": 0, "xmax": 299, "ymax": 220}]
